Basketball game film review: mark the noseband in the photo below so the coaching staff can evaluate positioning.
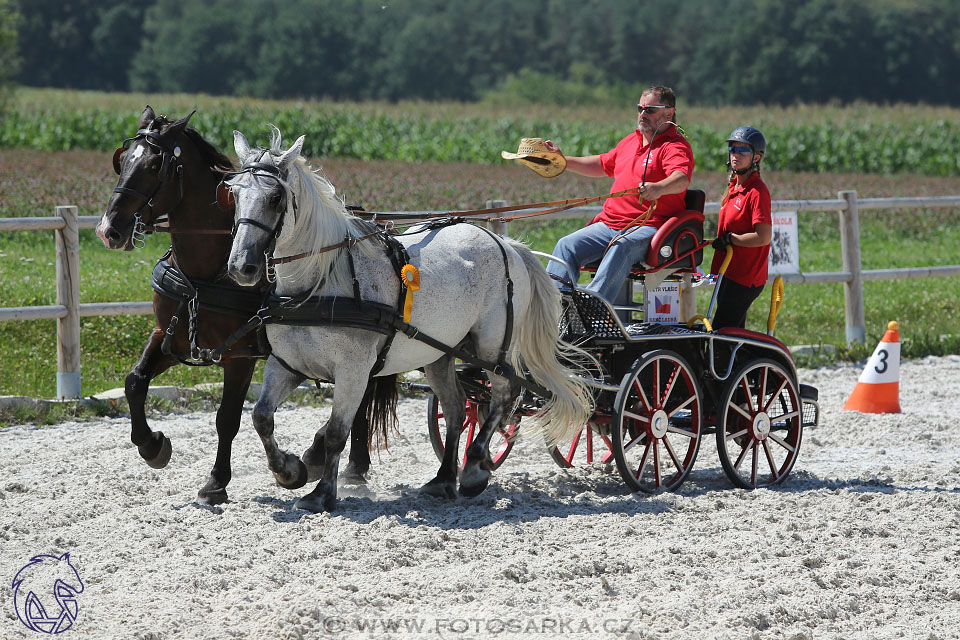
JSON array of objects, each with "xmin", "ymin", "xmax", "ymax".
[{"xmin": 112, "ymin": 120, "xmax": 185, "ymax": 248}]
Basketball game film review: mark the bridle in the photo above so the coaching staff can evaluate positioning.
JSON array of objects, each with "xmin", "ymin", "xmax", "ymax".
[
  {"xmin": 112, "ymin": 119, "xmax": 186, "ymax": 248},
  {"xmin": 224, "ymin": 151, "xmax": 299, "ymax": 282}
]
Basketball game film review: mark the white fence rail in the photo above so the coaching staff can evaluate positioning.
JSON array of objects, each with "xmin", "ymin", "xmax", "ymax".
[{"xmin": 2, "ymin": 191, "xmax": 959, "ymax": 398}]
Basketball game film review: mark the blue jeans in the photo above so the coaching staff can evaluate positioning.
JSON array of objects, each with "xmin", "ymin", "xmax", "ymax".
[{"xmin": 546, "ymin": 222, "xmax": 658, "ymax": 302}]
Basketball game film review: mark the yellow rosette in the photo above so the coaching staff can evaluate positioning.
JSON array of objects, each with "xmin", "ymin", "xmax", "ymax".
[{"xmin": 401, "ymin": 264, "xmax": 420, "ymax": 322}]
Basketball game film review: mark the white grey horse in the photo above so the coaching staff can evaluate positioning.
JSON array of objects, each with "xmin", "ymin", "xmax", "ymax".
[{"xmin": 225, "ymin": 129, "xmax": 593, "ymax": 512}]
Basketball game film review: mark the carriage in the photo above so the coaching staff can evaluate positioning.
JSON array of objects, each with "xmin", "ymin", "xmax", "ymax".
[
  {"xmin": 101, "ymin": 112, "xmax": 819, "ymax": 512},
  {"xmin": 420, "ymin": 189, "xmax": 820, "ymax": 493}
]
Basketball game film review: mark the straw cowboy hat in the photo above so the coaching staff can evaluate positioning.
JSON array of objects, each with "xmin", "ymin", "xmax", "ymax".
[{"xmin": 501, "ymin": 137, "xmax": 567, "ymax": 178}]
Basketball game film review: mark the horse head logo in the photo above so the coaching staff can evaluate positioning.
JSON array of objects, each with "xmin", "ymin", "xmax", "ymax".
[{"xmin": 12, "ymin": 553, "xmax": 84, "ymax": 634}]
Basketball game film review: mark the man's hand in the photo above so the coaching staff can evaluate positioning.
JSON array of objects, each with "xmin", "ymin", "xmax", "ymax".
[
  {"xmin": 543, "ymin": 140, "xmax": 562, "ymax": 154},
  {"xmin": 712, "ymin": 232, "xmax": 733, "ymax": 250}
]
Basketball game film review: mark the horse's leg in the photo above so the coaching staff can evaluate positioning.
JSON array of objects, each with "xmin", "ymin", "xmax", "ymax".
[
  {"xmin": 196, "ymin": 358, "xmax": 256, "ymax": 505},
  {"xmin": 302, "ymin": 380, "xmax": 373, "ymax": 485},
  {"xmin": 341, "ymin": 396, "xmax": 371, "ymax": 484},
  {"xmin": 126, "ymin": 330, "xmax": 178, "ymax": 469},
  {"xmin": 252, "ymin": 356, "xmax": 309, "ymax": 490},
  {"xmin": 295, "ymin": 372, "xmax": 370, "ymax": 513},
  {"xmin": 459, "ymin": 374, "xmax": 519, "ymax": 497},
  {"xmin": 419, "ymin": 355, "xmax": 464, "ymax": 500}
]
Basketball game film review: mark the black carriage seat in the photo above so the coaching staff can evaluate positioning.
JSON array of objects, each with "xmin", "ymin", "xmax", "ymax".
[
  {"xmin": 634, "ymin": 188, "xmax": 706, "ymax": 274},
  {"xmin": 582, "ymin": 189, "xmax": 706, "ymax": 277}
]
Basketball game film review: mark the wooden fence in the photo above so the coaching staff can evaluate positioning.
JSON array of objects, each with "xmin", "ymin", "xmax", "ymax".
[{"xmin": 2, "ymin": 191, "xmax": 959, "ymax": 398}]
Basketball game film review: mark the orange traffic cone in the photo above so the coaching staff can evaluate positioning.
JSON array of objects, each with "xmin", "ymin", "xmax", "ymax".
[{"xmin": 842, "ymin": 321, "xmax": 901, "ymax": 413}]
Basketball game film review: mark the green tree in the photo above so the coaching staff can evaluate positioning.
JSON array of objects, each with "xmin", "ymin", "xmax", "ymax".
[
  {"xmin": 0, "ymin": 0, "xmax": 19, "ymax": 113},
  {"xmin": 14, "ymin": 0, "xmax": 146, "ymax": 91}
]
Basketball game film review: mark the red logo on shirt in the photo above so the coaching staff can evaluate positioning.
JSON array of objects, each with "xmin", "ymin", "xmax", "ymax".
[{"xmin": 734, "ymin": 197, "xmax": 743, "ymax": 211}]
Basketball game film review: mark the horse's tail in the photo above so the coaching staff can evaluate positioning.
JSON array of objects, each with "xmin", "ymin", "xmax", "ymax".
[
  {"xmin": 507, "ymin": 240, "xmax": 595, "ymax": 446},
  {"xmin": 365, "ymin": 373, "xmax": 399, "ymax": 452}
]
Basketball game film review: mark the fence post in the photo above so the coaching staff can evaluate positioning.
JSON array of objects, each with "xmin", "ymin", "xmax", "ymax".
[
  {"xmin": 838, "ymin": 190, "xmax": 866, "ymax": 344},
  {"xmin": 55, "ymin": 205, "xmax": 82, "ymax": 399},
  {"xmin": 485, "ymin": 200, "xmax": 509, "ymax": 237}
]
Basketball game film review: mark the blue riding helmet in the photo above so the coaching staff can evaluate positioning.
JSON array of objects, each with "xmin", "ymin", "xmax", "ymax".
[{"xmin": 727, "ymin": 126, "xmax": 766, "ymax": 154}]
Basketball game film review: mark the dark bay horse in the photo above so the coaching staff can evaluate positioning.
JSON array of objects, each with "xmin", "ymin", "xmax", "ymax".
[{"xmin": 97, "ymin": 106, "xmax": 388, "ymax": 504}]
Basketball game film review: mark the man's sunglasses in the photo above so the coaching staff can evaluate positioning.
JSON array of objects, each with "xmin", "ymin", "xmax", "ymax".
[
  {"xmin": 728, "ymin": 145, "xmax": 754, "ymax": 156},
  {"xmin": 637, "ymin": 104, "xmax": 670, "ymax": 114}
]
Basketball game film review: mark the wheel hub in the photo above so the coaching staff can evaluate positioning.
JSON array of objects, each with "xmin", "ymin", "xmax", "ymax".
[
  {"xmin": 753, "ymin": 412, "xmax": 771, "ymax": 440},
  {"xmin": 650, "ymin": 409, "xmax": 670, "ymax": 439}
]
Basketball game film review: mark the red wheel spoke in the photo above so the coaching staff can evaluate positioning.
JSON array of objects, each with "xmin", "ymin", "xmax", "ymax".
[
  {"xmin": 739, "ymin": 377, "xmax": 756, "ymax": 414},
  {"xmin": 661, "ymin": 363, "xmax": 680, "ymax": 406},
  {"xmin": 771, "ymin": 409, "xmax": 800, "ymax": 424},
  {"xmin": 623, "ymin": 408, "xmax": 650, "ymax": 424},
  {"xmin": 653, "ymin": 440, "xmax": 662, "ymax": 488},
  {"xmin": 763, "ymin": 440, "xmax": 780, "ymax": 480},
  {"xmin": 767, "ymin": 432, "xmax": 796, "ymax": 453},
  {"xmin": 667, "ymin": 392, "xmax": 696, "ymax": 417},
  {"xmin": 624, "ymin": 430, "xmax": 647, "ymax": 453},
  {"xmin": 632, "ymin": 438, "xmax": 652, "ymax": 482},
  {"xmin": 652, "ymin": 362, "xmax": 662, "ymax": 408},
  {"xmin": 663, "ymin": 436, "xmax": 683, "ymax": 471},
  {"xmin": 728, "ymin": 400, "xmax": 752, "ymax": 422},
  {"xmin": 763, "ymin": 377, "xmax": 788, "ymax": 412},
  {"xmin": 632, "ymin": 378, "xmax": 652, "ymax": 412},
  {"xmin": 667, "ymin": 426, "xmax": 698, "ymax": 439},
  {"xmin": 733, "ymin": 438, "xmax": 751, "ymax": 470}
]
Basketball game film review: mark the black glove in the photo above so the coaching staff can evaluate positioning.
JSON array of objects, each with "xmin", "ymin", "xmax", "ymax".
[{"xmin": 712, "ymin": 232, "xmax": 733, "ymax": 250}]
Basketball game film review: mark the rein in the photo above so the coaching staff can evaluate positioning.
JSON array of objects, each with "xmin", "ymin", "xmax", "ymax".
[{"xmin": 353, "ymin": 186, "xmax": 643, "ymax": 225}]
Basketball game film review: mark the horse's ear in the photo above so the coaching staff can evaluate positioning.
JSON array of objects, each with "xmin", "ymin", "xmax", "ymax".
[
  {"xmin": 217, "ymin": 182, "xmax": 235, "ymax": 211},
  {"xmin": 277, "ymin": 134, "xmax": 306, "ymax": 170},
  {"xmin": 169, "ymin": 109, "xmax": 196, "ymax": 135},
  {"xmin": 234, "ymin": 130, "xmax": 253, "ymax": 164},
  {"xmin": 138, "ymin": 105, "xmax": 155, "ymax": 129}
]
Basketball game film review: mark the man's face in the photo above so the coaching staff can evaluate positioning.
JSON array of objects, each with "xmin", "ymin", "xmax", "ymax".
[{"xmin": 636, "ymin": 92, "xmax": 674, "ymax": 138}]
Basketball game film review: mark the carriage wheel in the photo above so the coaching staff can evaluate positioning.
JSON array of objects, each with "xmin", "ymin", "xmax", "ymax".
[
  {"xmin": 612, "ymin": 350, "xmax": 702, "ymax": 493},
  {"xmin": 716, "ymin": 358, "xmax": 803, "ymax": 489},
  {"xmin": 426, "ymin": 394, "xmax": 516, "ymax": 471},
  {"xmin": 548, "ymin": 422, "xmax": 615, "ymax": 468}
]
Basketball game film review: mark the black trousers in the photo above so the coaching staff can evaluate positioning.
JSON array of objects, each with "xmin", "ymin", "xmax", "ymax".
[{"xmin": 711, "ymin": 278, "xmax": 765, "ymax": 330}]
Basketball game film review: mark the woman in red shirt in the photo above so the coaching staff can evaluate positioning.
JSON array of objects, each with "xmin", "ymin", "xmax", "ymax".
[{"xmin": 710, "ymin": 126, "xmax": 772, "ymax": 330}]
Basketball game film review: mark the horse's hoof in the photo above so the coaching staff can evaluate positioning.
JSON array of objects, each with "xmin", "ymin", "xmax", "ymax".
[
  {"xmin": 294, "ymin": 485, "xmax": 336, "ymax": 513},
  {"xmin": 139, "ymin": 431, "xmax": 172, "ymax": 469},
  {"xmin": 420, "ymin": 479, "xmax": 457, "ymax": 500},
  {"xmin": 275, "ymin": 458, "xmax": 308, "ymax": 491},
  {"xmin": 305, "ymin": 463, "xmax": 325, "ymax": 484},
  {"xmin": 341, "ymin": 462, "xmax": 369, "ymax": 485},
  {"xmin": 197, "ymin": 478, "xmax": 228, "ymax": 506},
  {"xmin": 458, "ymin": 478, "xmax": 490, "ymax": 498}
]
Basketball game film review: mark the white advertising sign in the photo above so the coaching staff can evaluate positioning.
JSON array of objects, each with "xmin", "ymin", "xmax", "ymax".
[{"xmin": 768, "ymin": 211, "xmax": 800, "ymax": 275}]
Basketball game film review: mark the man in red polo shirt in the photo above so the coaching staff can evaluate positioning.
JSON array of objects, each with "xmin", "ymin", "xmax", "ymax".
[{"xmin": 543, "ymin": 85, "xmax": 695, "ymax": 303}]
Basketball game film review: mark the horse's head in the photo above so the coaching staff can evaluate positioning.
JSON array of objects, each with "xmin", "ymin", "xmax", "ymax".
[
  {"xmin": 97, "ymin": 105, "xmax": 213, "ymax": 250},
  {"xmin": 226, "ymin": 129, "xmax": 305, "ymax": 286}
]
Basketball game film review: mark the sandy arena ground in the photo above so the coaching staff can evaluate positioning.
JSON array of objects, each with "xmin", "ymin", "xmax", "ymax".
[{"xmin": 1, "ymin": 356, "xmax": 959, "ymax": 639}]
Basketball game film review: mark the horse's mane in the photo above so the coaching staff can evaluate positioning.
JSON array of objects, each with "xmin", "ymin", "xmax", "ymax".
[
  {"xmin": 267, "ymin": 130, "xmax": 381, "ymax": 297},
  {"xmin": 184, "ymin": 127, "xmax": 234, "ymax": 173}
]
